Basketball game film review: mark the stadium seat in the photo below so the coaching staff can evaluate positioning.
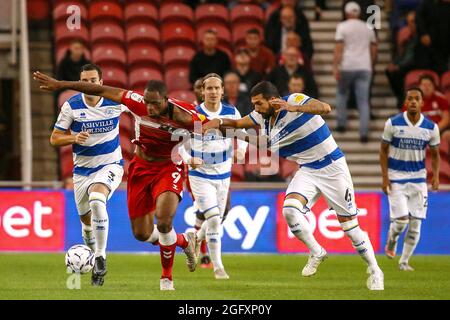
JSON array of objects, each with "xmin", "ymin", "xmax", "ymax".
[
  {"xmin": 165, "ymin": 67, "xmax": 191, "ymax": 92},
  {"xmin": 169, "ymin": 90, "xmax": 196, "ymax": 104},
  {"xmin": 445, "ymin": 90, "xmax": 450, "ymax": 104},
  {"xmin": 124, "ymin": 2, "xmax": 158, "ymax": 26},
  {"xmin": 89, "ymin": 1, "xmax": 123, "ymax": 24},
  {"xmin": 230, "ymin": 4, "xmax": 264, "ymax": 26},
  {"xmin": 59, "ymin": 146, "xmax": 73, "ymax": 180},
  {"xmin": 57, "ymin": 90, "xmax": 79, "ymax": 108},
  {"xmin": 101, "ymin": 66, "xmax": 128, "ymax": 88},
  {"xmin": 55, "ymin": 45, "xmax": 91, "ymax": 65},
  {"xmin": 129, "ymin": 68, "xmax": 164, "ymax": 90},
  {"xmin": 128, "ymin": 43, "xmax": 162, "ymax": 70},
  {"xmin": 119, "ymin": 113, "xmax": 135, "ymax": 135},
  {"xmin": 163, "ymin": 46, "xmax": 196, "ymax": 69},
  {"xmin": 90, "ymin": 22, "xmax": 125, "ymax": 47},
  {"xmin": 440, "ymin": 71, "xmax": 450, "ymax": 92},
  {"xmin": 159, "ymin": 3, "xmax": 194, "ymax": 25},
  {"xmin": 161, "ymin": 24, "xmax": 196, "ymax": 49},
  {"xmin": 232, "ymin": 23, "xmax": 264, "ymax": 47},
  {"xmin": 195, "ymin": 4, "xmax": 229, "ymax": 28},
  {"xmin": 125, "ymin": 23, "xmax": 160, "ymax": 47},
  {"xmin": 265, "ymin": 2, "xmax": 279, "ymax": 22},
  {"xmin": 28, "ymin": 0, "xmax": 51, "ymax": 21},
  {"xmin": 196, "ymin": 24, "xmax": 232, "ymax": 50},
  {"xmin": 404, "ymin": 69, "xmax": 440, "ymax": 89},
  {"xmin": 53, "ymin": 1, "xmax": 88, "ymax": 23},
  {"xmin": 231, "ymin": 164, "xmax": 245, "ymax": 181},
  {"xmin": 92, "ymin": 44, "xmax": 127, "ymax": 67},
  {"xmin": 217, "ymin": 45, "xmax": 233, "ymax": 61},
  {"xmin": 55, "ymin": 20, "xmax": 89, "ymax": 47}
]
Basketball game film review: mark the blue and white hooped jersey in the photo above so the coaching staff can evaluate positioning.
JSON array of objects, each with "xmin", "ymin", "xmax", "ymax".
[
  {"xmin": 54, "ymin": 93, "xmax": 128, "ymax": 176},
  {"xmin": 248, "ymin": 93, "xmax": 344, "ymax": 169},
  {"xmin": 382, "ymin": 112, "xmax": 440, "ymax": 183},
  {"xmin": 180, "ymin": 102, "xmax": 247, "ymax": 180}
]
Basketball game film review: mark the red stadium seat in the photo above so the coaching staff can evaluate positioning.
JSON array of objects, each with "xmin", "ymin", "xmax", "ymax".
[
  {"xmin": 53, "ymin": 2, "xmax": 88, "ymax": 23},
  {"xmin": 101, "ymin": 66, "xmax": 128, "ymax": 88},
  {"xmin": 445, "ymin": 90, "xmax": 450, "ymax": 105},
  {"xmin": 161, "ymin": 23, "xmax": 196, "ymax": 49},
  {"xmin": 58, "ymin": 90, "xmax": 79, "ymax": 108},
  {"xmin": 169, "ymin": 90, "xmax": 196, "ymax": 104},
  {"xmin": 28, "ymin": 0, "xmax": 51, "ymax": 21},
  {"xmin": 440, "ymin": 71, "xmax": 450, "ymax": 92},
  {"xmin": 232, "ymin": 23, "xmax": 264, "ymax": 47},
  {"xmin": 128, "ymin": 43, "xmax": 162, "ymax": 70},
  {"xmin": 165, "ymin": 67, "xmax": 191, "ymax": 92},
  {"xmin": 217, "ymin": 45, "xmax": 233, "ymax": 61},
  {"xmin": 89, "ymin": 1, "xmax": 123, "ymax": 23},
  {"xmin": 404, "ymin": 69, "xmax": 440, "ymax": 89},
  {"xmin": 129, "ymin": 68, "xmax": 163, "ymax": 90},
  {"xmin": 163, "ymin": 46, "xmax": 196, "ymax": 69},
  {"xmin": 55, "ymin": 45, "xmax": 91, "ymax": 65},
  {"xmin": 90, "ymin": 22, "xmax": 125, "ymax": 46},
  {"xmin": 92, "ymin": 44, "xmax": 127, "ymax": 67},
  {"xmin": 196, "ymin": 24, "xmax": 232, "ymax": 50},
  {"xmin": 230, "ymin": 4, "xmax": 264, "ymax": 26},
  {"xmin": 125, "ymin": 23, "xmax": 160, "ymax": 46},
  {"xmin": 265, "ymin": 2, "xmax": 279, "ymax": 21},
  {"xmin": 124, "ymin": 2, "xmax": 158, "ymax": 26},
  {"xmin": 231, "ymin": 164, "xmax": 245, "ymax": 181},
  {"xmin": 55, "ymin": 20, "xmax": 89, "ymax": 47},
  {"xmin": 159, "ymin": 3, "xmax": 194, "ymax": 25},
  {"xmin": 195, "ymin": 4, "xmax": 229, "ymax": 27},
  {"xmin": 59, "ymin": 146, "xmax": 73, "ymax": 180}
]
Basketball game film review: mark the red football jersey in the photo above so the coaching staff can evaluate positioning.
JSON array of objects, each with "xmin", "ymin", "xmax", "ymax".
[
  {"xmin": 403, "ymin": 91, "xmax": 449, "ymax": 124},
  {"xmin": 121, "ymin": 90, "xmax": 208, "ymax": 158}
]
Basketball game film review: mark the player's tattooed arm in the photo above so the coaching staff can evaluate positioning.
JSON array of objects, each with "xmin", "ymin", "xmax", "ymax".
[
  {"xmin": 50, "ymin": 128, "xmax": 90, "ymax": 147},
  {"xmin": 272, "ymin": 98, "xmax": 331, "ymax": 115},
  {"xmin": 202, "ymin": 116, "xmax": 256, "ymax": 132},
  {"xmin": 430, "ymin": 146, "xmax": 440, "ymax": 191},
  {"xmin": 33, "ymin": 71, "xmax": 125, "ymax": 103},
  {"xmin": 379, "ymin": 142, "xmax": 391, "ymax": 195}
]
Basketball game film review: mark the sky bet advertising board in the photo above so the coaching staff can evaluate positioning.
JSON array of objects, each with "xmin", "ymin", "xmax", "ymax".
[{"xmin": 1, "ymin": 190, "xmax": 449, "ymax": 254}]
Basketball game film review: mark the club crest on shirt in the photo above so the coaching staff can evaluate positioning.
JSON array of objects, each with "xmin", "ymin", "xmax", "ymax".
[{"xmin": 294, "ymin": 94, "xmax": 306, "ymax": 104}]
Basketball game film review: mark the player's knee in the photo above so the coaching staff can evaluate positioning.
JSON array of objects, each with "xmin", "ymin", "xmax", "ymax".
[
  {"xmin": 206, "ymin": 214, "xmax": 221, "ymax": 231},
  {"xmin": 392, "ymin": 218, "xmax": 409, "ymax": 233},
  {"xmin": 133, "ymin": 230, "xmax": 151, "ymax": 242},
  {"xmin": 407, "ymin": 218, "xmax": 421, "ymax": 237},
  {"xmin": 156, "ymin": 221, "xmax": 173, "ymax": 234},
  {"xmin": 282, "ymin": 198, "xmax": 307, "ymax": 221}
]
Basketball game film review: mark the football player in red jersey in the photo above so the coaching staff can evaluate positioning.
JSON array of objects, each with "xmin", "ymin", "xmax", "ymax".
[{"xmin": 34, "ymin": 71, "xmax": 206, "ymax": 290}]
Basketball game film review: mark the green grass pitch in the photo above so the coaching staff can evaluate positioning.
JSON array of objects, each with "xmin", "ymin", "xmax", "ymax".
[{"xmin": 1, "ymin": 253, "xmax": 449, "ymax": 300}]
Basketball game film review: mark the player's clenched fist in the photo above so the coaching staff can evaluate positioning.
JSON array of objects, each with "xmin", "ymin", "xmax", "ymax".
[
  {"xmin": 202, "ymin": 118, "xmax": 221, "ymax": 132},
  {"xmin": 74, "ymin": 131, "xmax": 90, "ymax": 144}
]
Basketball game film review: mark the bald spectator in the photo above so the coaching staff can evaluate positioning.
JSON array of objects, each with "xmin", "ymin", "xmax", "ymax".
[
  {"xmin": 189, "ymin": 29, "xmax": 231, "ymax": 83},
  {"xmin": 56, "ymin": 39, "xmax": 91, "ymax": 81},
  {"xmin": 277, "ymin": 31, "xmax": 312, "ymax": 72},
  {"xmin": 233, "ymin": 48, "xmax": 262, "ymax": 94},
  {"xmin": 334, "ymin": 2, "xmax": 377, "ymax": 142},
  {"xmin": 244, "ymin": 28, "xmax": 276, "ymax": 75},
  {"xmin": 266, "ymin": 0, "xmax": 314, "ymax": 59},
  {"xmin": 223, "ymin": 71, "xmax": 253, "ymax": 116},
  {"xmin": 268, "ymin": 46, "xmax": 318, "ymax": 97},
  {"xmin": 288, "ymin": 73, "xmax": 306, "ymax": 94}
]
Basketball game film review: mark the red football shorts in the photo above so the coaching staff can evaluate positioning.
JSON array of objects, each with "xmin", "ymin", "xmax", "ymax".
[{"xmin": 127, "ymin": 155, "xmax": 184, "ymax": 219}]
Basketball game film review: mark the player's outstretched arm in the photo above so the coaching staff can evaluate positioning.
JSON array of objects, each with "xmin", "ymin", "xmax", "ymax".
[
  {"xmin": 379, "ymin": 142, "xmax": 391, "ymax": 195},
  {"xmin": 202, "ymin": 116, "xmax": 256, "ymax": 132},
  {"xmin": 33, "ymin": 71, "xmax": 126, "ymax": 104},
  {"xmin": 50, "ymin": 128, "xmax": 89, "ymax": 147},
  {"xmin": 430, "ymin": 146, "xmax": 440, "ymax": 191},
  {"xmin": 272, "ymin": 98, "xmax": 331, "ymax": 115}
]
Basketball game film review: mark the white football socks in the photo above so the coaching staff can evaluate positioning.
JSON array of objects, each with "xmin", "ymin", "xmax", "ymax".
[
  {"xmin": 81, "ymin": 221, "xmax": 96, "ymax": 252},
  {"xmin": 89, "ymin": 192, "xmax": 108, "ymax": 258},
  {"xmin": 400, "ymin": 218, "xmax": 422, "ymax": 265},
  {"xmin": 205, "ymin": 212, "xmax": 223, "ymax": 271}
]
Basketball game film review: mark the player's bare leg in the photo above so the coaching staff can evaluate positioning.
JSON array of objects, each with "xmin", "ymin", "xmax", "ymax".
[
  {"xmin": 385, "ymin": 216, "xmax": 409, "ymax": 259},
  {"xmin": 88, "ymin": 183, "xmax": 110, "ymax": 286},
  {"xmin": 155, "ymin": 191, "xmax": 197, "ymax": 290},
  {"xmin": 283, "ymin": 194, "xmax": 327, "ymax": 277},
  {"xmin": 338, "ymin": 215, "xmax": 384, "ymax": 290}
]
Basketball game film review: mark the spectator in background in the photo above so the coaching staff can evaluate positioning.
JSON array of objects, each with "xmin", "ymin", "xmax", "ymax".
[
  {"xmin": 189, "ymin": 29, "xmax": 231, "ymax": 84},
  {"xmin": 265, "ymin": 0, "xmax": 314, "ymax": 60},
  {"xmin": 386, "ymin": 11, "xmax": 417, "ymax": 109},
  {"xmin": 288, "ymin": 73, "xmax": 306, "ymax": 94},
  {"xmin": 277, "ymin": 31, "xmax": 312, "ymax": 73},
  {"xmin": 223, "ymin": 71, "xmax": 253, "ymax": 116},
  {"xmin": 416, "ymin": 0, "xmax": 450, "ymax": 74},
  {"xmin": 193, "ymin": 78, "xmax": 204, "ymax": 105},
  {"xmin": 233, "ymin": 48, "xmax": 262, "ymax": 94},
  {"xmin": 334, "ymin": 2, "xmax": 377, "ymax": 143},
  {"xmin": 315, "ymin": 0, "xmax": 327, "ymax": 21},
  {"xmin": 243, "ymin": 28, "xmax": 276, "ymax": 75},
  {"xmin": 56, "ymin": 39, "xmax": 90, "ymax": 81},
  {"xmin": 268, "ymin": 46, "xmax": 318, "ymax": 98}
]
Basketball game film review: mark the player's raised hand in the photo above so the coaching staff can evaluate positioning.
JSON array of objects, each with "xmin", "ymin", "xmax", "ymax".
[
  {"xmin": 431, "ymin": 176, "xmax": 439, "ymax": 191},
  {"xmin": 202, "ymin": 118, "xmax": 221, "ymax": 132},
  {"xmin": 188, "ymin": 157, "xmax": 204, "ymax": 169},
  {"xmin": 33, "ymin": 71, "xmax": 61, "ymax": 91},
  {"xmin": 271, "ymin": 98, "xmax": 298, "ymax": 113},
  {"xmin": 74, "ymin": 131, "xmax": 90, "ymax": 144}
]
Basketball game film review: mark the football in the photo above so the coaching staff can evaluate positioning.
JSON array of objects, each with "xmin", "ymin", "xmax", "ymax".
[{"xmin": 65, "ymin": 245, "xmax": 95, "ymax": 274}]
